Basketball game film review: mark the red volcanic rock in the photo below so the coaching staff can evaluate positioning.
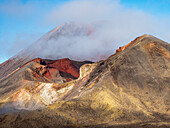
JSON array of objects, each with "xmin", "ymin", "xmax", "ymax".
[
  {"xmin": 46, "ymin": 58, "xmax": 80, "ymax": 79},
  {"xmin": 25, "ymin": 58, "xmax": 93, "ymax": 83},
  {"xmin": 43, "ymin": 68, "xmax": 56, "ymax": 80}
]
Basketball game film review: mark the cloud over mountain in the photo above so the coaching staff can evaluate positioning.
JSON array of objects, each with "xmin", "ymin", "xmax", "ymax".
[{"xmin": 0, "ymin": 0, "xmax": 170, "ymax": 64}]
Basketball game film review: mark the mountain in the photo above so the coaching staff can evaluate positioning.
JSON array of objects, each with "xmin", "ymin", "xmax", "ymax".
[
  {"xmin": 0, "ymin": 22, "xmax": 93, "ymax": 80},
  {"xmin": 0, "ymin": 22, "xmax": 110, "ymax": 80},
  {"xmin": 0, "ymin": 34, "xmax": 170, "ymax": 128}
]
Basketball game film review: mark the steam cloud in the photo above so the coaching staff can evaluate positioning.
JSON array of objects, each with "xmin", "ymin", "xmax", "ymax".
[
  {"xmin": 30, "ymin": 0, "xmax": 170, "ymax": 61},
  {"xmin": 1, "ymin": 0, "xmax": 170, "ymax": 62}
]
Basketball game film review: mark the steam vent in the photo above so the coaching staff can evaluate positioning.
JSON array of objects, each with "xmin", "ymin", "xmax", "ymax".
[{"xmin": 0, "ymin": 32, "xmax": 170, "ymax": 127}]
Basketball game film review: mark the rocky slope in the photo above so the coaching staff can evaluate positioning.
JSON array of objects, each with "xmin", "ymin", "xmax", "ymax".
[
  {"xmin": 0, "ymin": 58, "xmax": 93, "ymax": 110},
  {"xmin": 0, "ymin": 35, "xmax": 170, "ymax": 128}
]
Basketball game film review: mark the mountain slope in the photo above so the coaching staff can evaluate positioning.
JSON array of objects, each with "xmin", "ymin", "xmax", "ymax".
[
  {"xmin": 0, "ymin": 23, "xmax": 96, "ymax": 80},
  {"xmin": 0, "ymin": 35, "xmax": 170, "ymax": 128},
  {"xmin": 0, "ymin": 58, "xmax": 93, "ymax": 110}
]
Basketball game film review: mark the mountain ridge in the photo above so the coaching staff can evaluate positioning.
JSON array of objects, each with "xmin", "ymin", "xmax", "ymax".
[{"xmin": 0, "ymin": 34, "xmax": 170, "ymax": 128}]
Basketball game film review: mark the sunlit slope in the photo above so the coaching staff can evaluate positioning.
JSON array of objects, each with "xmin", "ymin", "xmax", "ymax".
[
  {"xmin": 0, "ymin": 35, "xmax": 170, "ymax": 128},
  {"xmin": 0, "ymin": 58, "xmax": 94, "ymax": 110},
  {"xmin": 46, "ymin": 34, "xmax": 170, "ymax": 127}
]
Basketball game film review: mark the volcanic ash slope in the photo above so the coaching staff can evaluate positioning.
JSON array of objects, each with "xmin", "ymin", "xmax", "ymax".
[{"xmin": 0, "ymin": 35, "xmax": 170, "ymax": 128}]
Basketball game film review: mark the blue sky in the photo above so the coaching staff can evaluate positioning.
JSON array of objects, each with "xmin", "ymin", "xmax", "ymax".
[
  {"xmin": 121, "ymin": 0, "xmax": 170, "ymax": 16},
  {"xmin": 0, "ymin": 0, "xmax": 170, "ymax": 63}
]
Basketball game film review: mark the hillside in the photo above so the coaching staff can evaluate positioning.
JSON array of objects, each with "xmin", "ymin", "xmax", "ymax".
[{"xmin": 0, "ymin": 35, "xmax": 170, "ymax": 128}]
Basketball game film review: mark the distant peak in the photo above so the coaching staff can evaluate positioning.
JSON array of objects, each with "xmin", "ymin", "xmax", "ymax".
[
  {"xmin": 49, "ymin": 24, "xmax": 64, "ymax": 33},
  {"xmin": 141, "ymin": 34, "xmax": 152, "ymax": 37}
]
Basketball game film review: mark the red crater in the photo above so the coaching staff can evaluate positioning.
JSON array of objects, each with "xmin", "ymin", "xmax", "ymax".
[
  {"xmin": 26, "ymin": 58, "xmax": 93, "ymax": 83},
  {"xmin": 43, "ymin": 58, "xmax": 80, "ymax": 79}
]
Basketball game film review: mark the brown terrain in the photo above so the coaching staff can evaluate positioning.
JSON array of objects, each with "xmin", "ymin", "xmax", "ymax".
[{"xmin": 0, "ymin": 34, "xmax": 170, "ymax": 128}]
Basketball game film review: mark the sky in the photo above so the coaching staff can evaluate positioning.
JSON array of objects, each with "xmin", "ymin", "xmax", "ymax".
[{"xmin": 0, "ymin": 0, "xmax": 170, "ymax": 63}]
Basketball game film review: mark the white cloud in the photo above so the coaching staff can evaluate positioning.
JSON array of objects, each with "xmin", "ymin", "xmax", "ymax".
[
  {"xmin": 45, "ymin": 0, "xmax": 170, "ymax": 42},
  {"xmin": 1, "ymin": 0, "xmax": 170, "ymax": 63},
  {"xmin": 28, "ymin": 0, "xmax": 168, "ymax": 61},
  {"xmin": 47, "ymin": 0, "xmax": 119, "ymax": 23}
]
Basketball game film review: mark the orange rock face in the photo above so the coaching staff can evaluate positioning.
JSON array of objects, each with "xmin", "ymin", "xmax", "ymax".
[
  {"xmin": 116, "ymin": 40, "xmax": 134, "ymax": 53},
  {"xmin": 116, "ymin": 35, "xmax": 145, "ymax": 53}
]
